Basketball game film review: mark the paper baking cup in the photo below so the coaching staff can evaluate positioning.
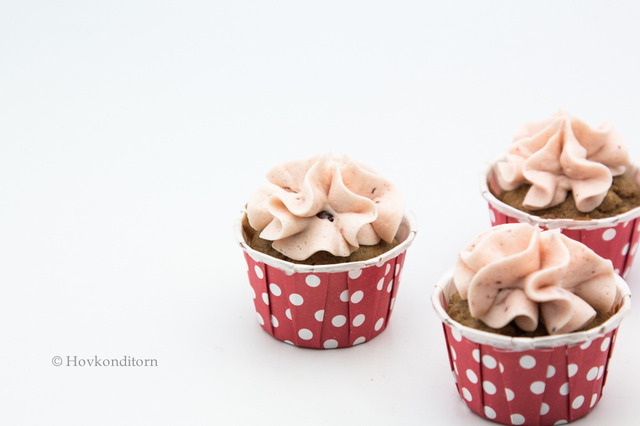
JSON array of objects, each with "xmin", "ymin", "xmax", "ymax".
[
  {"xmin": 481, "ymin": 161, "xmax": 640, "ymax": 277},
  {"xmin": 235, "ymin": 212, "xmax": 417, "ymax": 349},
  {"xmin": 432, "ymin": 270, "xmax": 631, "ymax": 426}
]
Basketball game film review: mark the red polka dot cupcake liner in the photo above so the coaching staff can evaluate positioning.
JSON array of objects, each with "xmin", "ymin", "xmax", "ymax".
[
  {"xmin": 432, "ymin": 270, "xmax": 631, "ymax": 426},
  {"xmin": 235, "ymin": 212, "xmax": 417, "ymax": 349},
  {"xmin": 481, "ymin": 162, "xmax": 640, "ymax": 277}
]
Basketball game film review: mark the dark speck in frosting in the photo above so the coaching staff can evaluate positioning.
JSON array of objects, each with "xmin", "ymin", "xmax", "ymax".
[{"xmin": 316, "ymin": 211, "xmax": 335, "ymax": 222}]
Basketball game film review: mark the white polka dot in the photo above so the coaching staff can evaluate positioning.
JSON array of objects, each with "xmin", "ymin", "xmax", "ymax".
[
  {"xmin": 453, "ymin": 362, "xmax": 459, "ymax": 375},
  {"xmin": 472, "ymin": 349, "xmax": 480, "ymax": 362},
  {"xmin": 285, "ymin": 308, "xmax": 292, "ymax": 320},
  {"xmin": 256, "ymin": 312, "xmax": 264, "ymax": 325},
  {"xmin": 450, "ymin": 346, "xmax": 457, "ymax": 360},
  {"xmin": 484, "ymin": 406, "xmax": 497, "ymax": 419},
  {"xmin": 590, "ymin": 393, "xmax": 598, "ymax": 408},
  {"xmin": 615, "ymin": 268, "xmax": 621, "ymax": 275},
  {"xmin": 339, "ymin": 290, "xmax": 349, "ymax": 302},
  {"xmin": 482, "ymin": 355, "xmax": 497, "ymax": 369},
  {"xmin": 554, "ymin": 421, "xmax": 568, "ymax": 425},
  {"xmin": 390, "ymin": 297, "xmax": 396, "ymax": 310},
  {"xmin": 559, "ymin": 382, "xmax": 569, "ymax": 396},
  {"xmin": 262, "ymin": 293, "xmax": 269, "ymax": 305},
  {"xmin": 305, "ymin": 274, "xmax": 321, "ymax": 287},
  {"xmin": 298, "ymin": 328, "xmax": 313, "ymax": 340},
  {"xmin": 451, "ymin": 327, "xmax": 462, "ymax": 342},
  {"xmin": 586, "ymin": 366, "xmax": 598, "ymax": 381},
  {"xmin": 289, "ymin": 293, "xmax": 304, "ymax": 306},
  {"xmin": 547, "ymin": 365, "xmax": 556, "ymax": 378},
  {"xmin": 530, "ymin": 381, "xmax": 545, "ymax": 395},
  {"xmin": 568, "ymin": 364, "xmax": 578, "ymax": 378},
  {"xmin": 374, "ymin": 317, "xmax": 385, "ymax": 331},
  {"xmin": 602, "ymin": 228, "xmax": 616, "ymax": 241},
  {"xmin": 572, "ymin": 395, "xmax": 585, "ymax": 409},
  {"xmin": 622, "ymin": 243, "xmax": 630, "ymax": 256},
  {"xmin": 483, "ymin": 380, "xmax": 497, "ymax": 395},
  {"xmin": 395, "ymin": 264, "xmax": 401, "ymax": 276},
  {"xmin": 352, "ymin": 336, "xmax": 366, "ymax": 345},
  {"xmin": 489, "ymin": 208, "xmax": 496, "ymax": 224},
  {"xmin": 269, "ymin": 283, "xmax": 281, "ymax": 296},
  {"xmin": 580, "ymin": 340, "xmax": 591, "ymax": 350},
  {"xmin": 499, "ymin": 363, "xmax": 505, "ymax": 373},
  {"xmin": 284, "ymin": 340, "xmax": 294, "ymax": 345},
  {"xmin": 353, "ymin": 314, "xmax": 366, "ymax": 327},
  {"xmin": 250, "ymin": 286, "xmax": 256, "ymax": 299},
  {"xmin": 350, "ymin": 290, "xmax": 364, "ymax": 303},
  {"xmin": 540, "ymin": 403, "xmax": 550, "ymax": 415},
  {"xmin": 271, "ymin": 315, "xmax": 279, "ymax": 327},
  {"xmin": 376, "ymin": 278, "xmax": 385, "ymax": 290},
  {"xmin": 632, "ymin": 243, "xmax": 639, "ymax": 255},
  {"xmin": 462, "ymin": 387, "xmax": 473, "ymax": 402},
  {"xmin": 332, "ymin": 315, "xmax": 347, "ymax": 327},
  {"xmin": 323, "ymin": 339, "xmax": 338, "ymax": 349},
  {"xmin": 505, "ymin": 388, "xmax": 515, "ymax": 401},
  {"xmin": 385, "ymin": 264, "xmax": 391, "ymax": 275},
  {"xmin": 519, "ymin": 355, "xmax": 536, "ymax": 369},
  {"xmin": 314, "ymin": 310, "xmax": 324, "ymax": 321},
  {"xmin": 601, "ymin": 337, "xmax": 611, "ymax": 351},
  {"xmin": 387, "ymin": 280, "xmax": 393, "ymax": 293},
  {"xmin": 348, "ymin": 269, "xmax": 362, "ymax": 279},
  {"xmin": 510, "ymin": 414, "xmax": 525, "ymax": 425},
  {"xmin": 597, "ymin": 365, "xmax": 605, "ymax": 380},
  {"xmin": 466, "ymin": 369, "xmax": 478, "ymax": 384},
  {"xmin": 254, "ymin": 265, "xmax": 264, "ymax": 279}
]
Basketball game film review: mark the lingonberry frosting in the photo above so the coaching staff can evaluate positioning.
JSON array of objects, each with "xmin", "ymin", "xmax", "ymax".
[
  {"xmin": 246, "ymin": 154, "xmax": 404, "ymax": 261},
  {"xmin": 494, "ymin": 111, "xmax": 629, "ymax": 213},
  {"xmin": 453, "ymin": 223, "xmax": 616, "ymax": 335}
]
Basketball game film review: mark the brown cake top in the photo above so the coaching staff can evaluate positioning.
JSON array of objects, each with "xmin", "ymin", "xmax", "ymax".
[{"xmin": 494, "ymin": 171, "xmax": 640, "ymax": 219}]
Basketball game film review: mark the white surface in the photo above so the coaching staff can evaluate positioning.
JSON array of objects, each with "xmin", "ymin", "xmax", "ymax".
[{"xmin": 2, "ymin": 1, "xmax": 639, "ymax": 425}]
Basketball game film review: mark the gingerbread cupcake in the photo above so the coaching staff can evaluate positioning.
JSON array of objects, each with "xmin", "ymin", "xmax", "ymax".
[
  {"xmin": 482, "ymin": 111, "xmax": 640, "ymax": 277},
  {"xmin": 432, "ymin": 223, "xmax": 631, "ymax": 425},
  {"xmin": 236, "ymin": 154, "xmax": 417, "ymax": 348}
]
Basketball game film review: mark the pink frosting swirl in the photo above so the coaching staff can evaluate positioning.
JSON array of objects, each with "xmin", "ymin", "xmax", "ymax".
[
  {"xmin": 246, "ymin": 154, "xmax": 404, "ymax": 261},
  {"xmin": 495, "ymin": 111, "xmax": 629, "ymax": 212},
  {"xmin": 453, "ymin": 223, "xmax": 616, "ymax": 335}
]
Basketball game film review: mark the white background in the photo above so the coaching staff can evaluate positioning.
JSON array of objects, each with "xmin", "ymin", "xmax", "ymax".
[{"xmin": 2, "ymin": 1, "xmax": 639, "ymax": 425}]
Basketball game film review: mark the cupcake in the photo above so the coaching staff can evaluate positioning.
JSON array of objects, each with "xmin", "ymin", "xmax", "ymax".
[
  {"xmin": 235, "ymin": 154, "xmax": 417, "ymax": 349},
  {"xmin": 431, "ymin": 223, "xmax": 631, "ymax": 425},
  {"xmin": 482, "ymin": 111, "xmax": 640, "ymax": 277}
]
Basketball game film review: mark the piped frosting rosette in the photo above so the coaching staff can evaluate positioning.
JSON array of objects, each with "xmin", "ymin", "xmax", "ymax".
[
  {"xmin": 247, "ymin": 154, "xmax": 404, "ymax": 261},
  {"xmin": 453, "ymin": 223, "xmax": 616, "ymax": 335},
  {"xmin": 495, "ymin": 111, "xmax": 629, "ymax": 213}
]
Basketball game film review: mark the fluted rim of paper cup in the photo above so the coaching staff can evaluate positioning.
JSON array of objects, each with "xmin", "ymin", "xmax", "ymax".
[
  {"xmin": 480, "ymin": 157, "xmax": 640, "ymax": 230},
  {"xmin": 234, "ymin": 210, "xmax": 417, "ymax": 274},
  {"xmin": 431, "ymin": 268, "xmax": 631, "ymax": 350}
]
